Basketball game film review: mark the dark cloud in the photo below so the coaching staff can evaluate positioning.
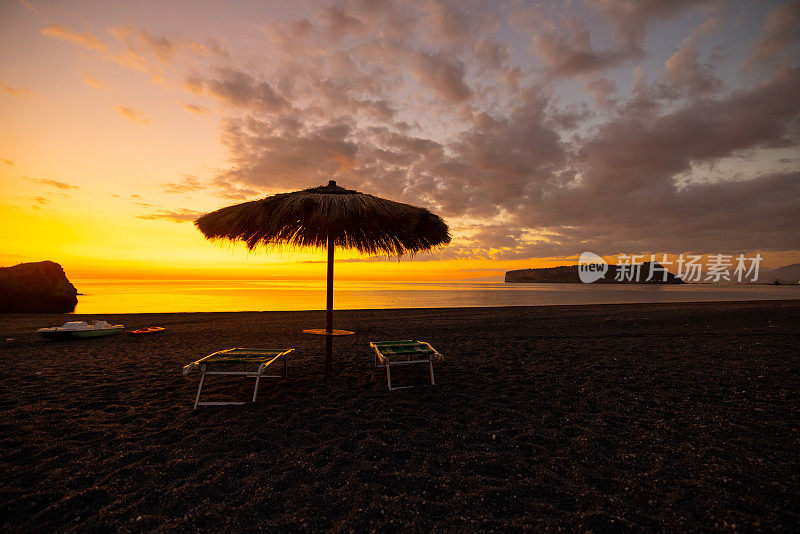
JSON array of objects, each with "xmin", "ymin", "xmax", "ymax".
[
  {"xmin": 186, "ymin": 68, "xmax": 290, "ymax": 112},
  {"xmin": 425, "ymin": 0, "xmax": 472, "ymax": 43},
  {"xmin": 319, "ymin": 5, "xmax": 366, "ymax": 41},
  {"xmin": 412, "ymin": 51, "xmax": 472, "ymax": 101},
  {"xmin": 474, "ymin": 38, "xmax": 508, "ymax": 71},
  {"xmin": 218, "ymin": 117, "xmax": 359, "ymax": 191},
  {"xmin": 577, "ymin": 66, "xmax": 800, "ymax": 195},
  {"xmin": 532, "ymin": 18, "xmax": 636, "ymax": 77},
  {"xmin": 743, "ymin": 1, "xmax": 800, "ymax": 71},
  {"xmin": 531, "ymin": 1, "xmax": 707, "ymax": 78},
  {"xmin": 126, "ymin": 0, "xmax": 798, "ymax": 259},
  {"xmin": 664, "ymin": 39, "xmax": 720, "ymax": 95},
  {"xmin": 586, "ymin": 0, "xmax": 706, "ymax": 53},
  {"xmin": 490, "ymin": 67, "xmax": 800, "ymax": 256},
  {"xmin": 584, "ymin": 77, "xmax": 617, "ymax": 105},
  {"xmin": 501, "ymin": 171, "xmax": 800, "ymax": 258}
]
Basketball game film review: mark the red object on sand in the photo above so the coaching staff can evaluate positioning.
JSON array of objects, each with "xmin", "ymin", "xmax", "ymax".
[{"xmin": 127, "ymin": 327, "xmax": 165, "ymax": 336}]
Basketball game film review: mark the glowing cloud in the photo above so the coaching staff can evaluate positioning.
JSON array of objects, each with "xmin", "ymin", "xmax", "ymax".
[
  {"xmin": 41, "ymin": 25, "xmax": 107, "ymax": 52},
  {"xmin": 0, "ymin": 82, "xmax": 33, "ymax": 96},
  {"xmin": 182, "ymin": 103, "xmax": 209, "ymax": 114},
  {"xmin": 137, "ymin": 208, "xmax": 205, "ymax": 222},
  {"xmin": 27, "ymin": 178, "xmax": 80, "ymax": 190},
  {"xmin": 114, "ymin": 105, "xmax": 150, "ymax": 124},
  {"xmin": 84, "ymin": 75, "xmax": 110, "ymax": 90}
]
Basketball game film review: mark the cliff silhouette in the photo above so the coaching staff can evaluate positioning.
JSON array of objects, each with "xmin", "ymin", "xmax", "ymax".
[
  {"xmin": 0, "ymin": 261, "xmax": 78, "ymax": 313},
  {"xmin": 505, "ymin": 262, "xmax": 684, "ymax": 284}
]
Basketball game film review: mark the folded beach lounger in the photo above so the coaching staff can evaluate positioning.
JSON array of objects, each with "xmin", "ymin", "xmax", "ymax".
[
  {"xmin": 369, "ymin": 340, "xmax": 442, "ymax": 391},
  {"xmin": 182, "ymin": 348, "xmax": 294, "ymax": 409}
]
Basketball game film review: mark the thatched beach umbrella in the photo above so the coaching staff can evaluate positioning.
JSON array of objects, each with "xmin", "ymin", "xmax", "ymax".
[{"xmin": 194, "ymin": 180, "xmax": 450, "ymax": 376}]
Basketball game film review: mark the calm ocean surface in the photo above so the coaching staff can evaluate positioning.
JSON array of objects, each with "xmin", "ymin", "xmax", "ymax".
[{"xmin": 71, "ymin": 279, "xmax": 800, "ymax": 314}]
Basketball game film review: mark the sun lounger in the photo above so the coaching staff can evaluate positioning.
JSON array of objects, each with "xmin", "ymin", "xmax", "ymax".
[
  {"xmin": 182, "ymin": 348, "xmax": 294, "ymax": 409},
  {"xmin": 369, "ymin": 340, "xmax": 442, "ymax": 391}
]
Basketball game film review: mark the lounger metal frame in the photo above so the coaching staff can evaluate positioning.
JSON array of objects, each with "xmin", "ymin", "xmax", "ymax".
[
  {"xmin": 369, "ymin": 340, "xmax": 441, "ymax": 391},
  {"xmin": 182, "ymin": 348, "xmax": 294, "ymax": 409}
]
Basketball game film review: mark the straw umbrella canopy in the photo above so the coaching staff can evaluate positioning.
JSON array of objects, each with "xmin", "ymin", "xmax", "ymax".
[{"xmin": 194, "ymin": 180, "xmax": 450, "ymax": 375}]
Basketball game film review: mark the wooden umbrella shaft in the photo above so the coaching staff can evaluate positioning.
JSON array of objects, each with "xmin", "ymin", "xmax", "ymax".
[
  {"xmin": 325, "ymin": 232, "xmax": 334, "ymax": 376},
  {"xmin": 326, "ymin": 233, "xmax": 334, "ymax": 332}
]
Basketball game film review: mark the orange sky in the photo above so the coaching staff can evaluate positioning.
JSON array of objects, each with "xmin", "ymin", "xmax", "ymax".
[
  {"xmin": 2, "ymin": 1, "xmax": 798, "ymax": 281},
  {"xmin": 0, "ymin": 4, "xmax": 556, "ymax": 281}
]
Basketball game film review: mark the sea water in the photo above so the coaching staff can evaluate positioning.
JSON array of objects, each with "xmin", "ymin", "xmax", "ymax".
[{"xmin": 70, "ymin": 279, "xmax": 800, "ymax": 314}]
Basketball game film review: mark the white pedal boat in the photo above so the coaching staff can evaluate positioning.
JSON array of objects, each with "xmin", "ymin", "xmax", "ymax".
[{"xmin": 38, "ymin": 321, "xmax": 124, "ymax": 339}]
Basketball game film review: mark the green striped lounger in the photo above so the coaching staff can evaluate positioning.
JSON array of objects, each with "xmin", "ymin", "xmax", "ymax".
[
  {"xmin": 369, "ymin": 340, "xmax": 442, "ymax": 391},
  {"xmin": 182, "ymin": 348, "xmax": 294, "ymax": 409}
]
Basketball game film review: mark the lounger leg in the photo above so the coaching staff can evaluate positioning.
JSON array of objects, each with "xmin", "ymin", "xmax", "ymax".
[
  {"xmin": 429, "ymin": 359, "xmax": 436, "ymax": 386},
  {"xmin": 252, "ymin": 372, "xmax": 261, "ymax": 402},
  {"xmin": 194, "ymin": 366, "xmax": 207, "ymax": 410},
  {"xmin": 283, "ymin": 356, "xmax": 288, "ymax": 379},
  {"xmin": 386, "ymin": 363, "xmax": 393, "ymax": 391}
]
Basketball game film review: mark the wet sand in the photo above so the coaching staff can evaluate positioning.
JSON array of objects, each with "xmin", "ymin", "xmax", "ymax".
[{"xmin": 1, "ymin": 300, "xmax": 798, "ymax": 531}]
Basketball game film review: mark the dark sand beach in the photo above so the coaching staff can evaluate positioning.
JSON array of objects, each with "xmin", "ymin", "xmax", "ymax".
[{"xmin": 1, "ymin": 300, "xmax": 798, "ymax": 531}]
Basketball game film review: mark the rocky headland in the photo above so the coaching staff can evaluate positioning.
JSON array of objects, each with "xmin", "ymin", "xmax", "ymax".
[
  {"xmin": 505, "ymin": 262, "xmax": 684, "ymax": 284},
  {"xmin": 0, "ymin": 261, "xmax": 78, "ymax": 313}
]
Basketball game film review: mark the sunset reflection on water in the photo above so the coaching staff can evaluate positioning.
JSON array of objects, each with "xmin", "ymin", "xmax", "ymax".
[{"xmin": 71, "ymin": 279, "xmax": 800, "ymax": 314}]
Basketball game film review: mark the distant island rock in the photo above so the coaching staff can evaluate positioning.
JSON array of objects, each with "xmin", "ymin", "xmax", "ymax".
[
  {"xmin": 757, "ymin": 263, "xmax": 800, "ymax": 285},
  {"xmin": 0, "ymin": 261, "xmax": 79, "ymax": 313},
  {"xmin": 505, "ymin": 262, "xmax": 684, "ymax": 284}
]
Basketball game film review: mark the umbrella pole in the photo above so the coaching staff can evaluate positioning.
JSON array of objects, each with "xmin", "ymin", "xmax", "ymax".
[{"xmin": 325, "ymin": 233, "xmax": 334, "ymax": 376}]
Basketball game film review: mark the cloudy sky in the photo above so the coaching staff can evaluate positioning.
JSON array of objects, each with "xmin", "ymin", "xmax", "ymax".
[{"xmin": 1, "ymin": 0, "xmax": 798, "ymax": 279}]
